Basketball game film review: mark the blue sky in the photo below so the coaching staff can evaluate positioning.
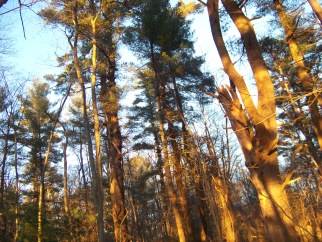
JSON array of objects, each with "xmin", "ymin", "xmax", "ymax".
[
  {"xmin": 1, "ymin": 1, "xmax": 69, "ymax": 79},
  {"xmin": 0, "ymin": 0, "xmax": 219, "ymax": 86}
]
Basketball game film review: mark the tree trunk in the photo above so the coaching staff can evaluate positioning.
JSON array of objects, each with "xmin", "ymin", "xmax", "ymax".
[
  {"xmin": 163, "ymin": 92, "xmax": 196, "ymax": 241},
  {"xmin": 150, "ymin": 43, "xmax": 186, "ymax": 242},
  {"xmin": 90, "ymin": 5, "xmax": 105, "ymax": 240},
  {"xmin": 37, "ymin": 82, "xmax": 70, "ymax": 242},
  {"xmin": 274, "ymin": 0, "xmax": 322, "ymax": 152},
  {"xmin": 13, "ymin": 130, "xmax": 19, "ymax": 242},
  {"xmin": 156, "ymin": 99, "xmax": 186, "ymax": 242},
  {"xmin": 62, "ymin": 129, "xmax": 69, "ymax": 216},
  {"xmin": 206, "ymin": 1, "xmax": 299, "ymax": 241},
  {"xmin": 37, "ymin": 161, "xmax": 45, "ymax": 242},
  {"xmin": 0, "ymin": 124, "xmax": 9, "ymax": 241},
  {"xmin": 101, "ymin": 60, "xmax": 129, "ymax": 242},
  {"xmin": 153, "ymin": 128, "xmax": 172, "ymax": 238},
  {"xmin": 307, "ymin": 0, "xmax": 322, "ymax": 24},
  {"xmin": 205, "ymin": 123, "xmax": 237, "ymax": 242},
  {"xmin": 69, "ymin": 6, "xmax": 104, "ymax": 241}
]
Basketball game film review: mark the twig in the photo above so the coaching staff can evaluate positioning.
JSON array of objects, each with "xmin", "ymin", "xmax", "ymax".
[{"xmin": 18, "ymin": 0, "xmax": 26, "ymax": 39}]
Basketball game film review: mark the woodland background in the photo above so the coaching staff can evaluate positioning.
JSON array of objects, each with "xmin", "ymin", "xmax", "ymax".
[{"xmin": 0, "ymin": 0, "xmax": 321, "ymax": 241}]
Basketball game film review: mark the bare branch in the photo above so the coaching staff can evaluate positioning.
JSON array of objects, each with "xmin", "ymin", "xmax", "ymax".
[{"xmin": 197, "ymin": 0, "xmax": 206, "ymax": 6}]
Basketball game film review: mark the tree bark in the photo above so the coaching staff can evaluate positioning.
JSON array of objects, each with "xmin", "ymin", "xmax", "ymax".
[
  {"xmin": 206, "ymin": 1, "xmax": 299, "ymax": 241},
  {"xmin": 101, "ymin": 55, "xmax": 129, "ymax": 242},
  {"xmin": 156, "ymin": 95, "xmax": 186, "ymax": 242},
  {"xmin": 90, "ymin": 4, "xmax": 105, "ymax": 240}
]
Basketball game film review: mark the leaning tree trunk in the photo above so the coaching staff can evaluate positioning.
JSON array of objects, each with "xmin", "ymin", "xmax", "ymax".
[
  {"xmin": 156, "ymin": 90, "xmax": 186, "ymax": 242},
  {"xmin": 163, "ymin": 92, "xmax": 197, "ymax": 241},
  {"xmin": 205, "ymin": 1, "xmax": 299, "ymax": 241},
  {"xmin": 171, "ymin": 77, "xmax": 207, "ymax": 241},
  {"xmin": 69, "ymin": 11, "xmax": 102, "ymax": 241},
  {"xmin": 274, "ymin": 0, "xmax": 322, "ymax": 153}
]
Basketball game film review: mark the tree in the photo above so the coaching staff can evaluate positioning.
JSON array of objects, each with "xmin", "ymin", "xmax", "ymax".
[
  {"xmin": 124, "ymin": 1, "xmax": 215, "ymax": 241},
  {"xmin": 273, "ymin": 0, "xmax": 322, "ymax": 153},
  {"xmin": 204, "ymin": 0, "xmax": 298, "ymax": 241},
  {"xmin": 0, "ymin": 0, "xmax": 7, "ymax": 8},
  {"xmin": 0, "ymin": 81, "xmax": 24, "ymax": 241},
  {"xmin": 19, "ymin": 79, "xmax": 62, "ymax": 241}
]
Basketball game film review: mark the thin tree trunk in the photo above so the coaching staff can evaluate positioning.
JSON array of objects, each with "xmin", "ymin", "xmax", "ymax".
[
  {"xmin": 157, "ymin": 101, "xmax": 186, "ymax": 242},
  {"xmin": 13, "ymin": 129, "xmax": 19, "ymax": 242},
  {"xmin": 171, "ymin": 77, "xmax": 208, "ymax": 241},
  {"xmin": 37, "ymin": 80, "xmax": 71, "ymax": 242},
  {"xmin": 0, "ymin": 124, "xmax": 9, "ymax": 241},
  {"xmin": 153, "ymin": 129, "xmax": 171, "ymax": 238},
  {"xmin": 90, "ymin": 3, "xmax": 105, "ymax": 240},
  {"xmin": 163, "ymin": 93, "xmax": 196, "ymax": 241},
  {"xmin": 78, "ymin": 128, "xmax": 89, "ymax": 206},
  {"xmin": 37, "ymin": 161, "xmax": 44, "ymax": 242},
  {"xmin": 150, "ymin": 42, "xmax": 186, "ymax": 242},
  {"xmin": 60, "ymin": 123, "xmax": 72, "ymax": 241},
  {"xmin": 204, "ymin": 120, "xmax": 237, "ymax": 242},
  {"xmin": 62, "ymin": 129, "xmax": 69, "ymax": 215}
]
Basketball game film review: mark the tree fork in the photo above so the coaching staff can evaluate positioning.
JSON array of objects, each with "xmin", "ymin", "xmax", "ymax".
[{"xmin": 206, "ymin": 0, "xmax": 299, "ymax": 241}]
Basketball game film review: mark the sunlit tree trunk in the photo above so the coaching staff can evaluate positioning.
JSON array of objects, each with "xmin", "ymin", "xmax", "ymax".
[
  {"xmin": 204, "ymin": 121, "xmax": 237, "ymax": 242},
  {"xmin": 78, "ymin": 128, "xmax": 89, "ymax": 207},
  {"xmin": 163, "ymin": 93, "xmax": 196, "ymax": 241},
  {"xmin": 100, "ymin": 53, "xmax": 129, "ymax": 241},
  {"xmin": 205, "ymin": 0, "xmax": 299, "ymax": 241},
  {"xmin": 68, "ymin": 5, "xmax": 104, "ymax": 241},
  {"xmin": 13, "ymin": 129, "xmax": 19, "ymax": 242},
  {"xmin": 274, "ymin": 0, "xmax": 322, "ymax": 153},
  {"xmin": 62, "ymin": 126, "xmax": 69, "ymax": 216},
  {"xmin": 150, "ymin": 44, "xmax": 186, "ymax": 242},
  {"xmin": 170, "ymin": 77, "xmax": 206, "ymax": 241},
  {"xmin": 156, "ymin": 97, "xmax": 186, "ymax": 242},
  {"xmin": 307, "ymin": 0, "xmax": 322, "ymax": 24},
  {"xmin": 153, "ymin": 125, "xmax": 172, "ymax": 238},
  {"xmin": 89, "ymin": 2, "xmax": 105, "ymax": 240}
]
